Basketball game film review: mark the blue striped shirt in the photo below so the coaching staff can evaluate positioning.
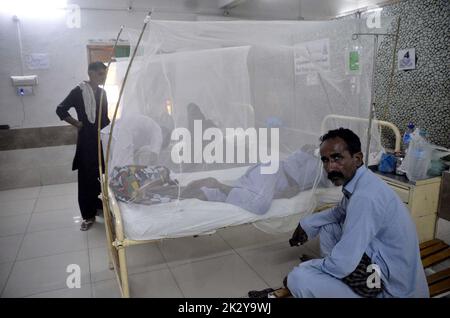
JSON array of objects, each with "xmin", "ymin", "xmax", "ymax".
[{"xmin": 300, "ymin": 166, "xmax": 429, "ymax": 297}]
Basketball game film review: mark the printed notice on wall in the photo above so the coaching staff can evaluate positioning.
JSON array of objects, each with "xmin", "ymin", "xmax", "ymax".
[
  {"xmin": 398, "ymin": 48, "xmax": 415, "ymax": 71},
  {"xmin": 25, "ymin": 53, "xmax": 50, "ymax": 70},
  {"xmin": 294, "ymin": 38, "xmax": 330, "ymax": 75}
]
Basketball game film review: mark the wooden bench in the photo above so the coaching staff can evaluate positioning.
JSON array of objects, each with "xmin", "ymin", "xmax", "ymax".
[
  {"xmin": 420, "ymin": 239, "xmax": 450, "ymax": 297},
  {"xmin": 269, "ymin": 239, "xmax": 450, "ymax": 298}
]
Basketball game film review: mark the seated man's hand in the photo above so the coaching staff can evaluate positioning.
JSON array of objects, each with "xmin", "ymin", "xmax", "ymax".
[{"xmin": 289, "ymin": 223, "xmax": 308, "ymax": 246}]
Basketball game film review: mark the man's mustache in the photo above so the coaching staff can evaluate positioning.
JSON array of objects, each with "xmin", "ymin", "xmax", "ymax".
[{"xmin": 327, "ymin": 171, "xmax": 344, "ymax": 181}]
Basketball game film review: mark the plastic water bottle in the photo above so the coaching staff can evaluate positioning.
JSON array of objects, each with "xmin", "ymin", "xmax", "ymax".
[
  {"xmin": 402, "ymin": 122, "xmax": 415, "ymax": 154},
  {"xmin": 406, "ymin": 129, "xmax": 431, "ymax": 182}
]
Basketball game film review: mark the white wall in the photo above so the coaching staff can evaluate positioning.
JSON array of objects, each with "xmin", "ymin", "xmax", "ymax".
[
  {"xmin": 226, "ymin": 0, "xmax": 302, "ymax": 20},
  {"xmin": 0, "ymin": 0, "xmax": 224, "ymax": 189},
  {"xmin": 0, "ymin": 0, "xmax": 393, "ymax": 129},
  {"xmin": 0, "ymin": 0, "xmax": 223, "ymax": 129},
  {"xmin": 228, "ymin": 0, "xmax": 390, "ymax": 20}
]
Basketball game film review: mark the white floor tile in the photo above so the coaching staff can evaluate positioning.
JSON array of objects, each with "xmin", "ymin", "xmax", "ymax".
[
  {"xmin": 27, "ymin": 209, "xmax": 81, "ymax": 233},
  {"xmin": 89, "ymin": 243, "xmax": 166, "ymax": 282},
  {"xmin": 158, "ymin": 234, "xmax": 234, "ymax": 268},
  {"xmin": 34, "ymin": 194, "xmax": 78, "ymax": 213},
  {"xmin": 128, "ymin": 269, "xmax": 183, "ymax": 298},
  {"xmin": 3, "ymin": 250, "xmax": 90, "ymax": 298},
  {"xmin": 218, "ymin": 224, "xmax": 291, "ymax": 251},
  {"xmin": 39, "ymin": 183, "xmax": 77, "ymax": 197},
  {"xmin": 88, "ymin": 247, "xmax": 116, "ymax": 283},
  {"xmin": 26, "ymin": 284, "xmax": 92, "ymax": 298},
  {"xmin": 17, "ymin": 227, "xmax": 87, "ymax": 260},
  {"xmin": 0, "ymin": 187, "xmax": 41, "ymax": 203},
  {"xmin": 171, "ymin": 253, "xmax": 268, "ymax": 298},
  {"xmin": 0, "ymin": 214, "xmax": 31, "ymax": 237},
  {"xmin": 0, "ymin": 235, "xmax": 23, "ymax": 263},
  {"xmin": 92, "ymin": 270, "xmax": 182, "ymax": 298},
  {"xmin": 92, "ymin": 279, "xmax": 122, "ymax": 298},
  {"xmin": 87, "ymin": 221, "xmax": 107, "ymax": 248},
  {"xmin": 238, "ymin": 241, "xmax": 312, "ymax": 288},
  {"xmin": 0, "ymin": 199, "xmax": 36, "ymax": 217},
  {"xmin": 0, "ymin": 262, "xmax": 13, "ymax": 294}
]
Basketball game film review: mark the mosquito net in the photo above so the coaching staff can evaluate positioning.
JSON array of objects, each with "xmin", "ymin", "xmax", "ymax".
[{"xmin": 103, "ymin": 17, "xmax": 394, "ymax": 234}]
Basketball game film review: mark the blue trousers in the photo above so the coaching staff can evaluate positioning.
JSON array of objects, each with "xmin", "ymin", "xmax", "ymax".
[{"xmin": 287, "ymin": 223, "xmax": 361, "ymax": 298}]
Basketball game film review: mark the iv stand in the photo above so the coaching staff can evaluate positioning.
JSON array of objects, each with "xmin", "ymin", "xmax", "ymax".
[{"xmin": 351, "ymin": 32, "xmax": 395, "ymax": 167}]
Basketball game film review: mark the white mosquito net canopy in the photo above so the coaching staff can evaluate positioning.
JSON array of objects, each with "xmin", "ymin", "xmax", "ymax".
[{"xmin": 104, "ymin": 17, "xmax": 394, "ymax": 225}]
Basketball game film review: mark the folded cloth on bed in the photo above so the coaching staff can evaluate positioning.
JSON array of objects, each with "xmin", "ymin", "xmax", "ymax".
[{"xmin": 110, "ymin": 165, "xmax": 179, "ymax": 205}]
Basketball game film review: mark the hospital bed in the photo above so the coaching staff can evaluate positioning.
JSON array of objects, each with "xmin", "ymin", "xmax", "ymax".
[
  {"xmin": 101, "ymin": 116, "xmax": 402, "ymax": 297},
  {"xmin": 102, "ymin": 165, "xmax": 343, "ymax": 297}
]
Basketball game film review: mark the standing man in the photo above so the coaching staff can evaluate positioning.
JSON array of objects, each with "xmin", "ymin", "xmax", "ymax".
[
  {"xmin": 56, "ymin": 62, "xmax": 110, "ymax": 231},
  {"xmin": 287, "ymin": 128, "xmax": 428, "ymax": 297}
]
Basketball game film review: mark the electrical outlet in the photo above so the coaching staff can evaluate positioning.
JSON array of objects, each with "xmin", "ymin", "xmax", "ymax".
[{"xmin": 17, "ymin": 86, "xmax": 33, "ymax": 96}]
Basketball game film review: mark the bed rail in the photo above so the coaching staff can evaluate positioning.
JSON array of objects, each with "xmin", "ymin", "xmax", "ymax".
[
  {"xmin": 105, "ymin": 184, "xmax": 131, "ymax": 297},
  {"xmin": 320, "ymin": 114, "xmax": 401, "ymax": 153}
]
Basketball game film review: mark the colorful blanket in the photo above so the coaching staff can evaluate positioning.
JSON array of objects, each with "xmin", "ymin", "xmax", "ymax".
[{"xmin": 110, "ymin": 165, "xmax": 180, "ymax": 205}]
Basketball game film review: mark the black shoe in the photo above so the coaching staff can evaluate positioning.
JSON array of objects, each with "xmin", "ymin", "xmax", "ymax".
[
  {"xmin": 80, "ymin": 217, "xmax": 95, "ymax": 231},
  {"xmin": 248, "ymin": 288, "xmax": 274, "ymax": 298}
]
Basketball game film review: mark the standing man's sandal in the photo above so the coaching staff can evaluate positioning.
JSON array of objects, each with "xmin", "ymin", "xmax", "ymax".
[{"xmin": 80, "ymin": 217, "xmax": 95, "ymax": 231}]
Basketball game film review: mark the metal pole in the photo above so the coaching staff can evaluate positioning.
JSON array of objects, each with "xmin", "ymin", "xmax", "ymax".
[
  {"xmin": 105, "ymin": 11, "xmax": 152, "ymax": 184},
  {"xmin": 352, "ymin": 31, "xmax": 396, "ymax": 166},
  {"xmin": 97, "ymin": 25, "xmax": 124, "ymax": 184},
  {"xmin": 365, "ymin": 34, "xmax": 378, "ymax": 167}
]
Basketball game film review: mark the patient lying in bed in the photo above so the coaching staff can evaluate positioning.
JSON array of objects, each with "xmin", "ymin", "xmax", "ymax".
[
  {"xmin": 110, "ymin": 149, "xmax": 328, "ymax": 215},
  {"xmin": 180, "ymin": 149, "xmax": 328, "ymax": 215}
]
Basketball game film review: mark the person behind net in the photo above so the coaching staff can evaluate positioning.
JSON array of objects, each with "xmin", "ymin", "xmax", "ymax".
[
  {"xmin": 285, "ymin": 128, "xmax": 428, "ymax": 298},
  {"xmin": 180, "ymin": 147, "xmax": 329, "ymax": 215},
  {"xmin": 113, "ymin": 114, "xmax": 172, "ymax": 167},
  {"xmin": 56, "ymin": 61, "xmax": 109, "ymax": 231}
]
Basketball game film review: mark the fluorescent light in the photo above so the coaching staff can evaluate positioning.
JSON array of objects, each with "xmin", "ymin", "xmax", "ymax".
[
  {"xmin": 336, "ymin": 4, "xmax": 383, "ymax": 18},
  {"xmin": 1, "ymin": 0, "xmax": 67, "ymax": 19},
  {"xmin": 365, "ymin": 7, "xmax": 383, "ymax": 14}
]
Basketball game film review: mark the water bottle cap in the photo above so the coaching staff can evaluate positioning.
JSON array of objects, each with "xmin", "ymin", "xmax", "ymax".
[{"xmin": 407, "ymin": 122, "xmax": 415, "ymax": 129}]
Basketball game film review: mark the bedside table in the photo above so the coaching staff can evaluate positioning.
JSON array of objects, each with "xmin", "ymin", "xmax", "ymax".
[{"xmin": 370, "ymin": 166, "xmax": 442, "ymax": 243}]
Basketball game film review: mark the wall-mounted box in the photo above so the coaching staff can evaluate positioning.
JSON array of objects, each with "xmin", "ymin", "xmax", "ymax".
[{"xmin": 10, "ymin": 75, "xmax": 38, "ymax": 86}]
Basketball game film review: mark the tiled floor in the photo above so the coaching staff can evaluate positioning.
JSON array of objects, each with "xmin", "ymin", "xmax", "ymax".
[
  {"xmin": 0, "ymin": 182, "xmax": 320, "ymax": 298},
  {"xmin": 1, "ymin": 182, "xmax": 449, "ymax": 298}
]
